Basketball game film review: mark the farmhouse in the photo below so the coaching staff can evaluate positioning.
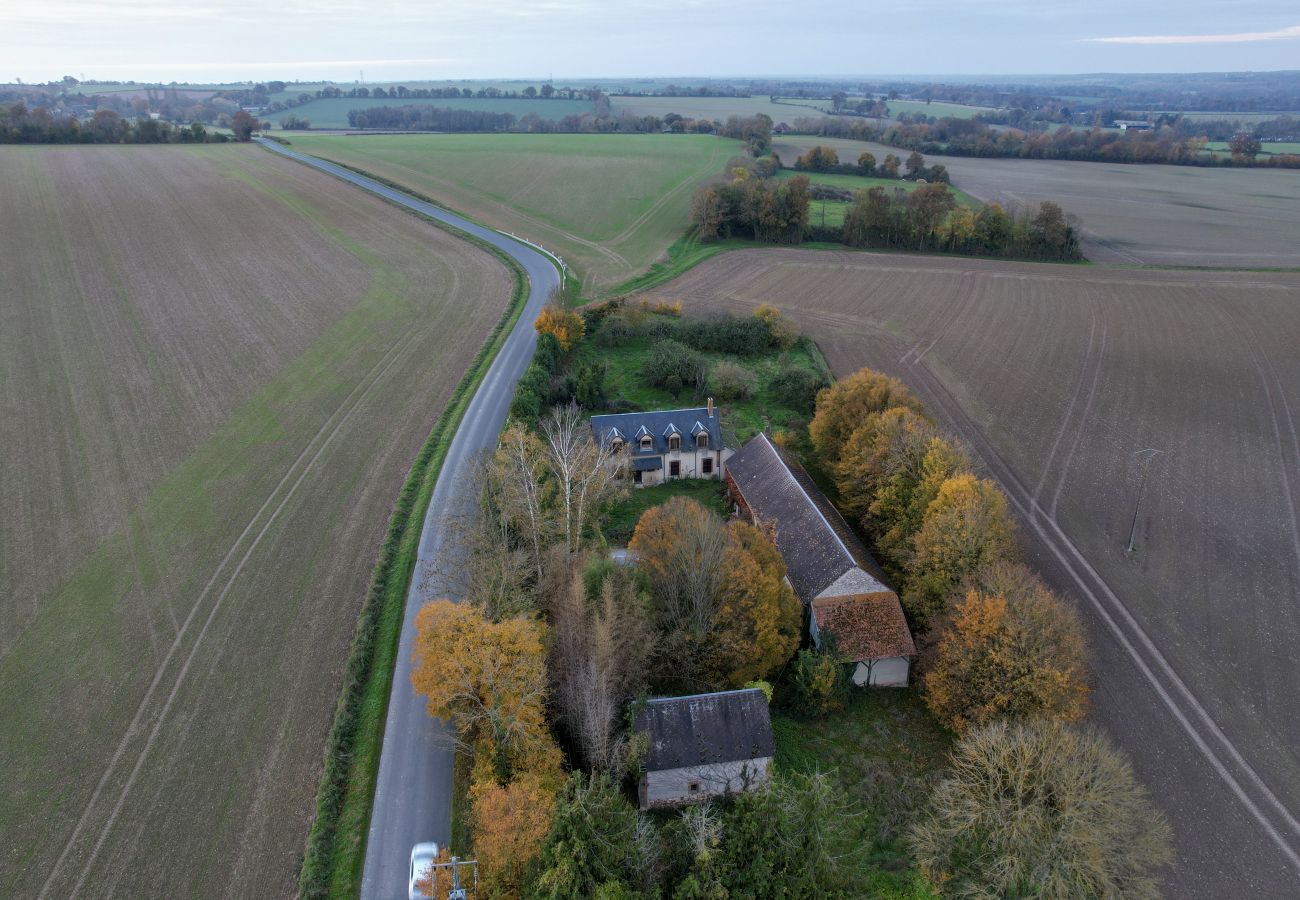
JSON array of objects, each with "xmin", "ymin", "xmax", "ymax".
[
  {"xmin": 633, "ymin": 688, "xmax": 775, "ymax": 810},
  {"xmin": 1114, "ymin": 119, "xmax": 1153, "ymax": 131},
  {"xmin": 725, "ymin": 433, "xmax": 915, "ymax": 686},
  {"xmin": 590, "ymin": 401, "xmax": 732, "ymax": 486}
]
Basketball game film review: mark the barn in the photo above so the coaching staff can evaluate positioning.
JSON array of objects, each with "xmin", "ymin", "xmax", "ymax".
[{"xmin": 633, "ymin": 688, "xmax": 775, "ymax": 810}]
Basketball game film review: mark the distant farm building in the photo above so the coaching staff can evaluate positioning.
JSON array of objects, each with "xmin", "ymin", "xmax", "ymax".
[
  {"xmin": 725, "ymin": 433, "xmax": 915, "ymax": 686},
  {"xmin": 634, "ymin": 688, "xmax": 775, "ymax": 809},
  {"xmin": 1114, "ymin": 120, "xmax": 1153, "ymax": 132},
  {"xmin": 590, "ymin": 401, "xmax": 732, "ymax": 486}
]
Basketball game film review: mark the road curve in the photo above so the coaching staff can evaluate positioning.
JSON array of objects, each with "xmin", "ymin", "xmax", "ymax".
[{"xmin": 255, "ymin": 139, "xmax": 559, "ymax": 900}]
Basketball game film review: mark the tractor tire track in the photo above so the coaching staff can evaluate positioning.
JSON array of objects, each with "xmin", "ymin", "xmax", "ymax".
[{"xmin": 39, "ymin": 323, "xmax": 425, "ymax": 899}]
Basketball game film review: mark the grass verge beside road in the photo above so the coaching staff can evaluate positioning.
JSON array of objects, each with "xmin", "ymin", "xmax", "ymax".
[{"xmin": 298, "ymin": 234, "xmax": 528, "ymax": 900}]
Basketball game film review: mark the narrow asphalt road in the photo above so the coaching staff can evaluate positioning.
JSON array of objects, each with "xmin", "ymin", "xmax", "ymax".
[{"xmin": 256, "ymin": 139, "xmax": 559, "ymax": 900}]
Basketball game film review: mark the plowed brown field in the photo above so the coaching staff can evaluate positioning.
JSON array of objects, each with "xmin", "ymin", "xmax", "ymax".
[
  {"xmin": 649, "ymin": 248, "xmax": 1300, "ymax": 896},
  {"xmin": 0, "ymin": 145, "xmax": 510, "ymax": 897}
]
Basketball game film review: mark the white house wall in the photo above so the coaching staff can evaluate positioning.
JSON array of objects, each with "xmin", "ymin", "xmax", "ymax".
[
  {"xmin": 851, "ymin": 657, "xmax": 910, "ymax": 687},
  {"xmin": 639, "ymin": 756, "xmax": 772, "ymax": 809}
]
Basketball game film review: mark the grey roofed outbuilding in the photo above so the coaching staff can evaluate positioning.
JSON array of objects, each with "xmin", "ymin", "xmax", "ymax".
[
  {"xmin": 726, "ymin": 432, "xmax": 891, "ymax": 605},
  {"xmin": 634, "ymin": 688, "xmax": 775, "ymax": 771},
  {"xmin": 590, "ymin": 406, "xmax": 723, "ymax": 456}
]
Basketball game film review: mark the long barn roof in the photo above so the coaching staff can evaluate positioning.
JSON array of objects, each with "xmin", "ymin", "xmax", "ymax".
[
  {"xmin": 634, "ymin": 688, "xmax": 775, "ymax": 772},
  {"xmin": 725, "ymin": 432, "xmax": 891, "ymax": 605}
]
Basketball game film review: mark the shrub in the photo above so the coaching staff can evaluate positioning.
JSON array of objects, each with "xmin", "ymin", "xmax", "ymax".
[
  {"xmin": 912, "ymin": 720, "xmax": 1174, "ymax": 899},
  {"xmin": 754, "ymin": 304, "xmax": 800, "ymax": 349},
  {"xmin": 789, "ymin": 648, "xmax": 844, "ymax": 716},
  {"xmin": 642, "ymin": 339, "xmax": 707, "ymax": 397},
  {"xmin": 708, "ymin": 360, "xmax": 755, "ymax": 401},
  {"xmin": 769, "ymin": 365, "xmax": 830, "ymax": 413},
  {"xmin": 535, "ymin": 304, "xmax": 586, "ymax": 352}
]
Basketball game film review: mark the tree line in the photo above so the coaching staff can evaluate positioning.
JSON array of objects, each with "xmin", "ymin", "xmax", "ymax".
[
  {"xmin": 792, "ymin": 114, "xmax": 1300, "ymax": 168},
  {"xmin": 690, "ymin": 158, "xmax": 1083, "ymax": 261},
  {"xmin": 798, "ymin": 366, "xmax": 1174, "ymax": 896},
  {"xmin": 0, "ymin": 104, "xmax": 231, "ymax": 143}
]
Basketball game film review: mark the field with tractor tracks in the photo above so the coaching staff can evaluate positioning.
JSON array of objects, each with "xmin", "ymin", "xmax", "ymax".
[
  {"xmin": 647, "ymin": 248, "xmax": 1300, "ymax": 896},
  {"xmin": 0, "ymin": 144, "xmax": 511, "ymax": 898}
]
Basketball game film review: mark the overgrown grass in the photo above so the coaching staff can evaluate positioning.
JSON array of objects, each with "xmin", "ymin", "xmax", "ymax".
[
  {"xmin": 572, "ymin": 323, "xmax": 828, "ymax": 444},
  {"xmin": 771, "ymin": 688, "xmax": 952, "ymax": 900},
  {"xmin": 602, "ymin": 479, "xmax": 731, "ymax": 545},
  {"xmin": 297, "ymin": 227, "xmax": 529, "ymax": 900}
]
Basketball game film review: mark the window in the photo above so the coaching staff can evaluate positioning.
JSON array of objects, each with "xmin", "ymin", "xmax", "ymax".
[
  {"xmin": 702, "ymin": 458, "xmax": 713, "ymax": 475},
  {"xmin": 688, "ymin": 780, "xmax": 702, "ymax": 793},
  {"xmin": 696, "ymin": 433, "xmax": 709, "ymax": 450},
  {"xmin": 669, "ymin": 460, "xmax": 681, "ymax": 478},
  {"xmin": 610, "ymin": 438, "xmax": 624, "ymax": 453},
  {"xmin": 668, "ymin": 434, "xmax": 680, "ymax": 451},
  {"xmin": 633, "ymin": 470, "xmax": 643, "ymax": 485},
  {"xmin": 640, "ymin": 436, "xmax": 653, "ymax": 451}
]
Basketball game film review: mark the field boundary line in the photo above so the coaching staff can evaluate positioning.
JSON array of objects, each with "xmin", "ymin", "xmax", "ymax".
[
  {"xmin": 38, "ymin": 320, "xmax": 425, "ymax": 900},
  {"xmin": 898, "ymin": 345, "xmax": 1300, "ymax": 873}
]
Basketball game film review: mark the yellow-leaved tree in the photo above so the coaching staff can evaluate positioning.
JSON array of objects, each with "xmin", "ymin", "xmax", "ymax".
[
  {"xmin": 870, "ymin": 436, "xmax": 970, "ymax": 576},
  {"xmin": 832, "ymin": 405, "xmax": 937, "ymax": 520},
  {"xmin": 713, "ymin": 520, "xmax": 802, "ymax": 687},
  {"xmin": 904, "ymin": 474, "xmax": 1015, "ymax": 626},
  {"xmin": 810, "ymin": 368, "xmax": 925, "ymax": 470},
  {"xmin": 534, "ymin": 304, "xmax": 586, "ymax": 352},
  {"xmin": 411, "ymin": 600, "xmax": 550, "ymax": 781},
  {"xmin": 923, "ymin": 564, "xmax": 1089, "ymax": 734},
  {"xmin": 471, "ymin": 767, "xmax": 563, "ymax": 899}
]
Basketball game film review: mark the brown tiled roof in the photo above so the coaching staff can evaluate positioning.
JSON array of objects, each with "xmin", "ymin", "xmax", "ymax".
[
  {"xmin": 725, "ymin": 433, "xmax": 891, "ymax": 604},
  {"xmin": 812, "ymin": 593, "xmax": 917, "ymax": 661}
]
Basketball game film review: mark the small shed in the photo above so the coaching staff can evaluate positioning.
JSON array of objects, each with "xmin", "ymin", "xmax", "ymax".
[{"xmin": 634, "ymin": 688, "xmax": 775, "ymax": 810}]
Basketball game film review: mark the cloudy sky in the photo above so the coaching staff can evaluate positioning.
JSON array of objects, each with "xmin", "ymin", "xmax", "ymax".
[{"xmin": 3, "ymin": 0, "xmax": 1298, "ymax": 83}]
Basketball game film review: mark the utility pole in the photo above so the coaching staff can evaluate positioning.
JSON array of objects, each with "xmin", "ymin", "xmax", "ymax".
[{"xmin": 1126, "ymin": 448, "xmax": 1165, "ymax": 553}]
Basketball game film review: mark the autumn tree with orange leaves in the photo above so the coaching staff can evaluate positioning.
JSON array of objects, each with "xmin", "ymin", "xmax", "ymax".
[
  {"xmin": 904, "ymin": 474, "xmax": 1016, "ymax": 626},
  {"xmin": 534, "ymin": 304, "xmax": 586, "ymax": 352},
  {"xmin": 924, "ymin": 562, "xmax": 1089, "ymax": 734},
  {"xmin": 471, "ymin": 768, "xmax": 562, "ymax": 899},
  {"xmin": 630, "ymin": 497, "xmax": 799, "ymax": 689},
  {"xmin": 411, "ymin": 600, "xmax": 551, "ymax": 781},
  {"xmin": 810, "ymin": 368, "xmax": 925, "ymax": 470}
]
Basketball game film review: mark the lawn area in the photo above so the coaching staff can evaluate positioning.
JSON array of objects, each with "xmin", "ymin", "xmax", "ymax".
[
  {"xmin": 602, "ymin": 479, "xmax": 730, "ymax": 545},
  {"xmin": 771, "ymin": 689, "xmax": 951, "ymax": 898},
  {"xmin": 571, "ymin": 319, "xmax": 829, "ymax": 444},
  {"xmin": 285, "ymin": 132, "xmax": 742, "ymax": 295},
  {"xmin": 275, "ymin": 96, "xmax": 593, "ymax": 128},
  {"xmin": 1203, "ymin": 140, "xmax": 1300, "ymax": 156}
]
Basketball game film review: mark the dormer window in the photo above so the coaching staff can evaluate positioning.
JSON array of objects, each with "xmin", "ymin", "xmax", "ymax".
[
  {"xmin": 696, "ymin": 433, "xmax": 709, "ymax": 450},
  {"xmin": 668, "ymin": 434, "xmax": 681, "ymax": 451},
  {"xmin": 610, "ymin": 438, "xmax": 624, "ymax": 453},
  {"xmin": 640, "ymin": 436, "xmax": 653, "ymax": 451}
]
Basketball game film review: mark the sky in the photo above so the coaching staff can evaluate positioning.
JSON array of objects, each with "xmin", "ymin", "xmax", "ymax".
[{"xmin": 3, "ymin": 0, "xmax": 1299, "ymax": 84}]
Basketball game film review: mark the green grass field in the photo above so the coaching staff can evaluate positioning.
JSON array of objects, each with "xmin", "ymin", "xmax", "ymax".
[
  {"xmin": 613, "ymin": 94, "xmax": 830, "ymax": 122},
  {"xmin": 276, "ymin": 96, "xmax": 593, "ymax": 128},
  {"xmin": 285, "ymin": 132, "xmax": 743, "ymax": 294},
  {"xmin": 602, "ymin": 479, "xmax": 731, "ymax": 545},
  {"xmin": 1203, "ymin": 140, "xmax": 1300, "ymax": 156},
  {"xmin": 884, "ymin": 98, "xmax": 994, "ymax": 119}
]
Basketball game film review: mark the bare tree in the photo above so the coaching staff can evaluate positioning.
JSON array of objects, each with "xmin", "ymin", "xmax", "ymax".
[
  {"xmin": 541, "ymin": 403, "xmax": 628, "ymax": 553},
  {"xmin": 548, "ymin": 551, "xmax": 653, "ymax": 773},
  {"xmin": 494, "ymin": 424, "xmax": 554, "ymax": 582}
]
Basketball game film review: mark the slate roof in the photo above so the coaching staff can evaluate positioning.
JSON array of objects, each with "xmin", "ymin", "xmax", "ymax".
[
  {"xmin": 634, "ymin": 688, "xmax": 775, "ymax": 772},
  {"xmin": 725, "ymin": 433, "xmax": 890, "ymax": 605},
  {"xmin": 812, "ymin": 594, "xmax": 917, "ymax": 661},
  {"xmin": 590, "ymin": 406, "xmax": 722, "ymax": 456}
]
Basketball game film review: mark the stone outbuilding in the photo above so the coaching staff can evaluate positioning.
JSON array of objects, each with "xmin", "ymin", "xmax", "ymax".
[{"xmin": 633, "ymin": 688, "xmax": 775, "ymax": 809}]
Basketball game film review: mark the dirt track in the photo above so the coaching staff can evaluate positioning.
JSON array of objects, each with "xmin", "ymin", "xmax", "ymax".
[
  {"xmin": 0, "ymin": 145, "xmax": 511, "ymax": 897},
  {"xmin": 651, "ymin": 248, "xmax": 1300, "ymax": 896}
]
